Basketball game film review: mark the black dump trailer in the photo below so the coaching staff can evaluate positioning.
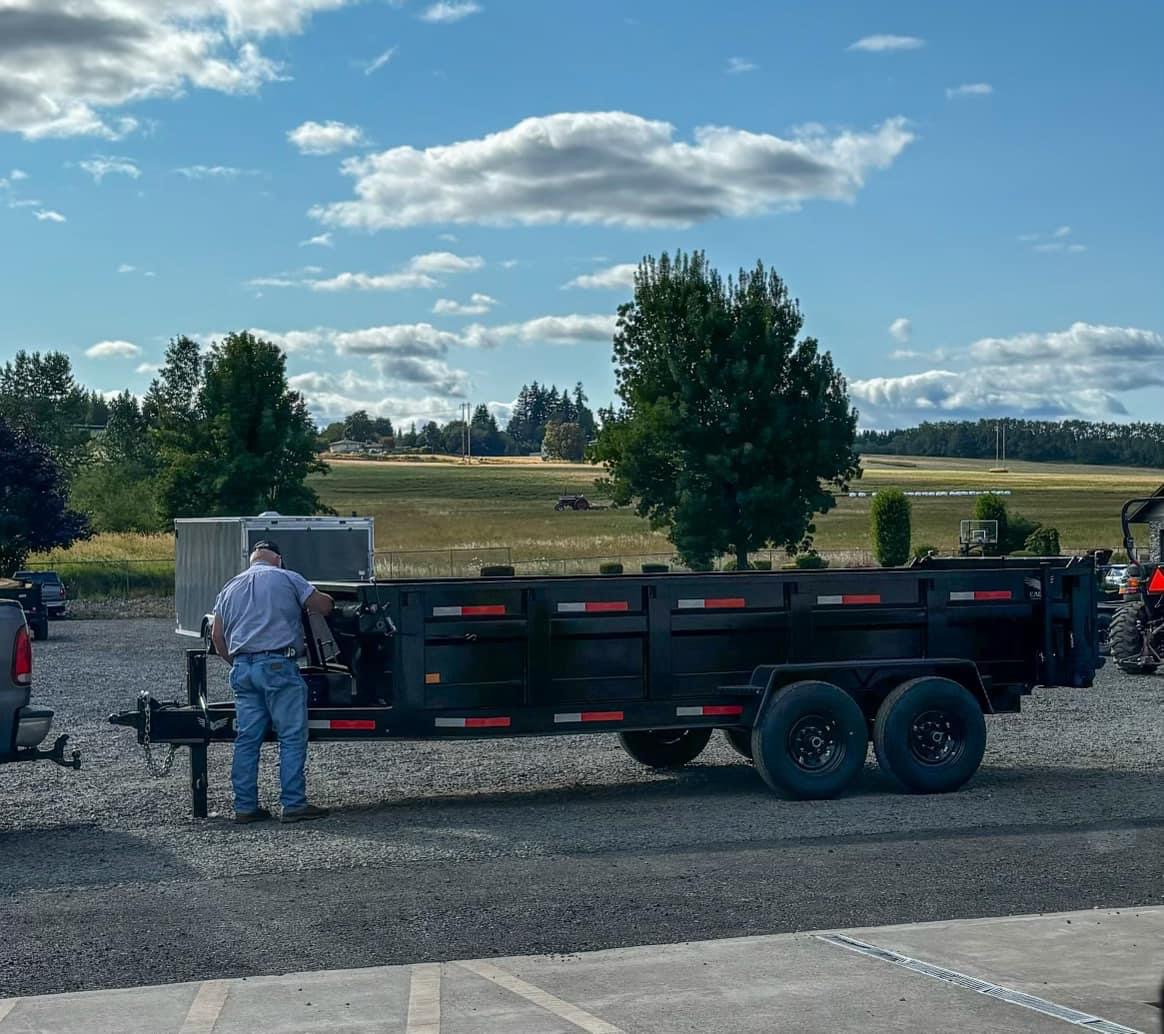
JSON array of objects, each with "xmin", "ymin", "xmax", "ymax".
[{"xmin": 111, "ymin": 555, "xmax": 1100, "ymax": 816}]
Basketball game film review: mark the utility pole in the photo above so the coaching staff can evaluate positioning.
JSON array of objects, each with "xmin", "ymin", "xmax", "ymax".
[{"xmin": 466, "ymin": 401, "xmax": 472, "ymax": 464}]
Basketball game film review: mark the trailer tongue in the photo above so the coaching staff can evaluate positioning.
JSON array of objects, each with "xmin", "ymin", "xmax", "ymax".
[{"xmin": 111, "ymin": 556, "xmax": 1100, "ymax": 816}]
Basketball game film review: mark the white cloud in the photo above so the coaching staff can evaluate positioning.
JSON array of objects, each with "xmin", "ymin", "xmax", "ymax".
[
  {"xmin": 419, "ymin": 2, "xmax": 482, "ymax": 23},
  {"xmin": 433, "ymin": 293, "xmax": 497, "ymax": 315},
  {"xmin": 174, "ymin": 165, "xmax": 258, "ymax": 179},
  {"xmin": 10, "ymin": 169, "xmax": 28, "ymax": 180},
  {"xmin": 0, "ymin": 1, "xmax": 357, "ymax": 139},
  {"xmin": 437, "ymin": 232, "xmax": 458, "ymax": 242},
  {"xmin": 726, "ymin": 57, "xmax": 757, "ymax": 74},
  {"xmin": 34, "ymin": 209, "xmax": 66, "ymax": 222},
  {"xmin": 889, "ymin": 317, "xmax": 912, "ymax": 343},
  {"xmin": 86, "ymin": 339, "xmax": 141, "ymax": 358},
  {"xmin": 461, "ymin": 313, "xmax": 617, "ymax": 349},
  {"xmin": 945, "ymin": 83, "xmax": 993, "ymax": 99},
  {"xmin": 288, "ymin": 120, "xmax": 366, "ymax": 155},
  {"xmin": 1033, "ymin": 242, "xmax": 1086, "ymax": 254},
  {"xmin": 332, "ymin": 323, "xmax": 464, "ymax": 357},
  {"xmin": 564, "ymin": 263, "xmax": 637, "ymax": 290},
  {"xmin": 248, "ymin": 251, "xmax": 483, "ymax": 292},
  {"xmin": 309, "ymin": 270, "xmax": 438, "ymax": 291},
  {"xmin": 365, "ymin": 46, "xmax": 398, "ymax": 75},
  {"xmin": 851, "ymin": 322, "xmax": 1164, "ymax": 424},
  {"xmin": 134, "ymin": 361, "xmax": 159, "ymax": 375},
  {"xmin": 79, "ymin": 155, "xmax": 140, "ymax": 182},
  {"xmin": 117, "ymin": 263, "xmax": 136, "ymax": 273},
  {"xmin": 848, "ymin": 34, "xmax": 925, "ymax": 52},
  {"xmin": 408, "ymin": 251, "xmax": 484, "ymax": 274},
  {"xmin": 312, "ymin": 110, "xmax": 914, "ymax": 230},
  {"xmin": 1020, "ymin": 225, "xmax": 1086, "ymax": 254},
  {"xmin": 299, "ymin": 232, "xmax": 334, "ymax": 247},
  {"xmin": 889, "ymin": 349, "xmax": 921, "ymax": 360}
]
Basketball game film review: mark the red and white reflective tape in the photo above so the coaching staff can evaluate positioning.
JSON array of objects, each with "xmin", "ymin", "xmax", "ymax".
[
  {"xmin": 677, "ymin": 597, "xmax": 746, "ymax": 610},
  {"xmin": 432, "ymin": 604, "xmax": 507, "ymax": 617},
  {"xmin": 675, "ymin": 705, "xmax": 744, "ymax": 717},
  {"xmin": 949, "ymin": 590, "xmax": 1013, "ymax": 601},
  {"xmin": 553, "ymin": 710, "xmax": 624, "ymax": 724},
  {"xmin": 309, "ymin": 718, "xmax": 376, "ymax": 730},
  {"xmin": 816, "ymin": 594, "xmax": 881, "ymax": 606},
  {"xmin": 434, "ymin": 716, "xmax": 511, "ymax": 729},
  {"xmin": 556, "ymin": 601, "xmax": 630, "ymax": 614}
]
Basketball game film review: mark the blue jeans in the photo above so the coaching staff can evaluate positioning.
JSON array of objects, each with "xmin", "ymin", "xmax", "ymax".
[{"xmin": 229, "ymin": 654, "xmax": 309, "ymax": 812}]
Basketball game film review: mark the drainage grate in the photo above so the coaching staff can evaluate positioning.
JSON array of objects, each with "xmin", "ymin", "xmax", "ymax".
[{"xmin": 815, "ymin": 933, "xmax": 1145, "ymax": 1034}]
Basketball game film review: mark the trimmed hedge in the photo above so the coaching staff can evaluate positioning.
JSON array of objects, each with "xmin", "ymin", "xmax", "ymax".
[
  {"xmin": 641, "ymin": 563, "xmax": 669, "ymax": 574},
  {"xmin": 599, "ymin": 562, "xmax": 624, "ymax": 575},
  {"xmin": 480, "ymin": 564, "xmax": 515, "ymax": 576}
]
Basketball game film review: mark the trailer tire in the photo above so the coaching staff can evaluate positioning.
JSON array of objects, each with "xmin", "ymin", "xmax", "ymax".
[
  {"xmin": 723, "ymin": 728, "xmax": 753, "ymax": 761},
  {"xmin": 751, "ymin": 681, "xmax": 867, "ymax": 799},
  {"xmin": 1109, "ymin": 601, "xmax": 1158, "ymax": 675},
  {"xmin": 873, "ymin": 677, "xmax": 986, "ymax": 794},
  {"xmin": 573, "ymin": 498, "xmax": 590, "ymax": 511},
  {"xmin": 618, "ymin": 728, "xmax": 712, "ymax": 769}
]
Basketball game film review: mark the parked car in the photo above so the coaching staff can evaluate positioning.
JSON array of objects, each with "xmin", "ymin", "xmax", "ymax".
[
  {"xmin": 0, "ymin": 599, "xmax": 79, "ymax": 768},
  {"xmin": 1102, "ymin": 565, "xmax": 1130, "ymax": 594},
  {"xmin": 0, "ymin": 577, "xmax": 49, "ymax": 640},
  {"xmin": 12, "ymin": 570, "xmax": 67, "ymax": 618}
]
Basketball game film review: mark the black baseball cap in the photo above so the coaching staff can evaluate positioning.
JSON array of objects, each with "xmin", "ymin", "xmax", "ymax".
[{"xmin": 252, "ymin": 540, "xmax": 281, "ymax": 556}]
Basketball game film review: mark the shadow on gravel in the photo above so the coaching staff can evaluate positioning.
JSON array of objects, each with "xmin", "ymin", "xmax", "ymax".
[
  {"xmin": 0, "ymin": 825, "xmax": 199, "ymax": 893},
  {"xmin": 300, "ymin": 761, "xmax": 1164, "ymax": 819}
]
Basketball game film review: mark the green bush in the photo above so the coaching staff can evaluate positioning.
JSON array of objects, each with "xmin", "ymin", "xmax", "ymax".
[
  {"xmin": 912, "ymin": 544, "xmax": 938, "ymax": 559},
  {"xmin": 599, "ymin": 562, "xmax": 624, "ymax": 575},
  {"xmin": 973, "ymin": 493, "xmax": 1009, "ymax": 555},
  {"xmin": 793, "ymin": 553, "xmax": 829, "ymax": 570},
  {"xmin": 1024, "ymin": 526, "xmax": 1060, "ymax": 555},
  {"xmin": 1005, "ymin": 511, "xmax": 1041, "ymax": 553},
  {"xmin": 871, "ymin": 488, "xmax": 912, "ymax": 567},
  {"xmin": 1008, "ymin": 549, "xmax": 1037, "ymax": 557},
  {"xmin": 641, "ymin": 563, "xmax": 669, "ymax": 574},
  {"xmin": 752, "ymin": 559, "xmax": 772, "ymax": 571},
  {"xmin": 723, "ymin": 557, "xmax": 774, "ymax": 571},
  {"xmin": 480, "ymin": 564, "xmax": 515, "ymax": 576}
]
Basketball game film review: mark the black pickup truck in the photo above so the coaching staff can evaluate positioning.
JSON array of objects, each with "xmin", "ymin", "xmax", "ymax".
[
  {"xmin": 0, "ymin": 599, "xmax": 79, "ymax": 768},
  {"xmin": 0, "ymin": 577, "xmax": 49, "ymax": 640},
  {"xmin": 113, "ymin": 554, "xmax": 1099, "ymax": 817}
]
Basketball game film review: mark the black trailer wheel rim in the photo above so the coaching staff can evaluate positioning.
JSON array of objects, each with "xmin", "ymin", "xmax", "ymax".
[
  {"xmin": 787, "ymin": 714, "xmax": 842, "ymax": 773},
  {"xmin": 908, "ymin": 709, "xmax": 965, "ymax": 766}
]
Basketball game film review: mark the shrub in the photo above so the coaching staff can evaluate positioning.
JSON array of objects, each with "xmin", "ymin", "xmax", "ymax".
[
  {"xmin": 793, "ymin": 553, "xmax": 828, "ymax": 570},
  {"xmin": 972, "ymin": 493, "xmax": 1009, "ymax": 555},
  {"xmin": 752, "ymin": 559, "xmax": 772, "ymax": 571},
  {"xmin": 641, "ymin": 563, "xmax": 669, "ymax": 574},
  {"xmin": 480, "ymin": 564, "xmax": 514, "ymax": 576},
  {"xmin": 912, "ymin": 544, "xmax": 938, "ymax": 559},
  {"xmin": 1025, "ymin": 526, "xmax": 1060, "ymax": 555},
  {"xmin": 1005, "ymin": 511, "xmax": 1041, "ymax": 553},
  {"xmin": 599, "ymin": 562, "xmax": 623, "ymax": 575},
  {"xmin": 723, "ymin": 558, "xmax": 774, "ymax": 571},
  {"xmin": 1008, "ymin": 549, "xmax": 1037, "ymax": 557},
  {"xmin": 871, "ymin": 488, "xmax": 912, "ymax": 567}
]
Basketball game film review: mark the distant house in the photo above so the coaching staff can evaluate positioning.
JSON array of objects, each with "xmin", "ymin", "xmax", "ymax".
[{"xmin": 329, "ymin": 439, "xmax": 367, "ymax": 455}]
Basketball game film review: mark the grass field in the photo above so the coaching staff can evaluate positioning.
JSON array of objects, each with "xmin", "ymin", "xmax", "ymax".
[{"xmin": 33, "ymin": 454, "xmax": 1163, "ymax": 592}]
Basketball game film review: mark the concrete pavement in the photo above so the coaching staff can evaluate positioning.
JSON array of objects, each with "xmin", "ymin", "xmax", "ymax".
[{"xmin": 0, "ymin": 907, "xmax": 1159, "ymax": 1033}]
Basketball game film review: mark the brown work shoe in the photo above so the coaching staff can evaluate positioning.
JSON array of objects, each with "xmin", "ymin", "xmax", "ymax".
[
  {"xmin": 281, "ymin": 804, "xmax": 330, "ymax": 823},
  {"xmin": 234, "ymin": 807, "xmax": 272, "ymax": 824}
]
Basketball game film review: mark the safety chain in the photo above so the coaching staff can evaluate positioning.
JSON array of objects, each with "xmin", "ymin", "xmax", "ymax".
[{"xmin": 139, "ymin": 690, "xmax": 177, "ymax": 778}]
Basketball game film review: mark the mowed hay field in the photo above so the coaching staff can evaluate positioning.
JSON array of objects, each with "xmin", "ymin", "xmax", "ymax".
[
  {"xmin": 314, "ymin": 454, "xmax": 1163, "ymax": 566},
  {"xmin": 39, "ymin": 454, "xmax": 1163, "ymax": 587}
]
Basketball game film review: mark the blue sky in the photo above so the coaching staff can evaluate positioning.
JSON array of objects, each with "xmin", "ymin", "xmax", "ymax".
[{"xmin": 1, "ymin": 0, "xmax": 1162, "ymax": 430}]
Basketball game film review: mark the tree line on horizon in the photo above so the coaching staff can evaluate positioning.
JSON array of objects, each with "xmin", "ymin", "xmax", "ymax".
[
  {"xmin": 317, "ymin": 381, "xmax": 598, "ymax": 461},
  {"xmin": 859, "ymin": 419, "xmax": 1164, "ymax": 469}
]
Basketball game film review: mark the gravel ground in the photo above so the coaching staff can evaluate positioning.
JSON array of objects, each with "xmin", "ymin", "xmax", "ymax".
[
  {"xmin": 2, "ymin": 618, "xmax": 1162, "ymax": 996},
  {"xmin": 3, "ymin": 619, "xmax": 1162, "ymax": 887}
]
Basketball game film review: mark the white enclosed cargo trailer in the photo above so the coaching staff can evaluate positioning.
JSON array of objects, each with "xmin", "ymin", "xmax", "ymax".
[{"xmin": 174, "ymin": 515, "xmax": 374, "ymax": 637}]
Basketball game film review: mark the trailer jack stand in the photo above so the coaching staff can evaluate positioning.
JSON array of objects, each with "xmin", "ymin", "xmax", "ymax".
[{"xmin": 16, "ymin": 734, "xmax": 81, "ymax": 770}]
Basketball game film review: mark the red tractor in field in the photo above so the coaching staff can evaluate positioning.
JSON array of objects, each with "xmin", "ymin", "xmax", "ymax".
[{"xmin": 1108, "ymin": 493, "xmax": 1164, "ymax": 675}]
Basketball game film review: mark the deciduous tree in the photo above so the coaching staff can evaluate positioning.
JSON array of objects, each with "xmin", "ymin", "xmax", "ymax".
[{"xmin": 592, "ymin": 252, "xmax": 860, "ymax": 568}]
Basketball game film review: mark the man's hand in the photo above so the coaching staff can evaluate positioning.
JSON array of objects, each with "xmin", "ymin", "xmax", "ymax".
[{"xmin": 210, "ymin": 613, "xmax": 232, "ymax": 666}]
